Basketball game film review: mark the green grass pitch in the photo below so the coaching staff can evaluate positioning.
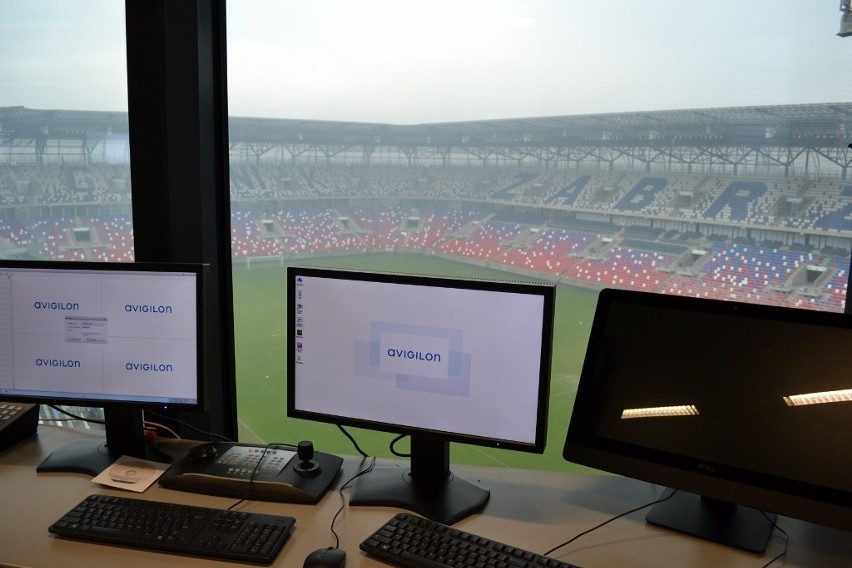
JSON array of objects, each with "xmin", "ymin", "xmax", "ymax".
[{"xmin": 232, "ymin": 254, "xmax": 600, "ymax": 472}]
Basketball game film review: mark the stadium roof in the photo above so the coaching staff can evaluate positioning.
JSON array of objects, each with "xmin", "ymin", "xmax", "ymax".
[
  {"xmin": 0, "ymin": 107, "xmax": 130, "ymax": 139},
  {"xmin": 2, "ymin": 102, "xmax": 851, "ymax": 149}
]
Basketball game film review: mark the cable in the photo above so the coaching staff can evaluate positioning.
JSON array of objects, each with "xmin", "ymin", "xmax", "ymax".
[
  {"xmin": 47, "ymin": 406, "xmax": 231, "ymax": 444},
  {"xmin": 759, "ymin": 512, "xmax": 789, "ymax": 568},
  {"xmin": 145, "ymin": 409, "xmax": 234, "ymax": 443},
  {"xmin": 228, "ymin": 443, "xmax": 273, "ymax": 511},
  {"xmin": 542, "ymin": 488, "xmax": 679, "ymax": 557},
  {"xmin": 389, "ymin": 433, "xmax": 410, "ymax": 458},
  {"xmin": 337, "ymin": 424, "xmax": 410, "ymax": 459},
  {"xmin": 329, "ymin": 456, "xmax": 376, "ymax": 549},
  {"xmin": 327, "ymin": 424, "xmax": 380, "ymax": 548},
  {"xmin": 47, "ymin": 405, "xmax": 105, "ymax": 425},
  {"xmin": 144, "ymin": 421, "xmax": 180, "ymax": 439},
  {"xmin": 337, "ymin": 424, "xmax": 369, "ymax": 457}
]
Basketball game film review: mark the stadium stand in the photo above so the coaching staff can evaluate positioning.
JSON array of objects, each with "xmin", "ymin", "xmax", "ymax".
[{"xmin": 0, "ymin": 162, "xmax": 847, "ymax": 312}]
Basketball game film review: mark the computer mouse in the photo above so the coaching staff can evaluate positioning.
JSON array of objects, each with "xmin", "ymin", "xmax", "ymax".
[{"xmin": 303, "ymin": 546, "xmax": 346, "ymax": 568}]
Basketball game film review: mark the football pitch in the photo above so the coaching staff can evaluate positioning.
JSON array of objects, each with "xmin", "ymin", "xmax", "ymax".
[{"xmin": 232, "ymin": 253, "xmax": 600, "ymax": 472}]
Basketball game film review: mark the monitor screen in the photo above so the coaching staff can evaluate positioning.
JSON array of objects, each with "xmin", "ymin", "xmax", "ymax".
[
  {"xmin": 564, "ymin": 288, "xmax": 852, "ymax": 551},
  {"xmin": 287, "ymin": 266, "xmax": 555, "ymax": 523},
  {"xmin": 0, "ymin": 260, "xmax": 208, "ymax": 474}
]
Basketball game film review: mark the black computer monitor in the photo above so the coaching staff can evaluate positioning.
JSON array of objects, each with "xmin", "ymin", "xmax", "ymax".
[
  {"xmin": 564, "ymin": 288, "xmax": 852, "ymax": 552},
  {"xmin": 0, "ymin": 260, "xmax": 209, "ymax": 475},
  {"xmin": 287, "ymin": 266, "xmax": 555, "ymax": 524}
]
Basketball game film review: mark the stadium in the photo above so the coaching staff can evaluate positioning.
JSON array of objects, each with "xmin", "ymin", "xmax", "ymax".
[
  {"xmin": 1, "ymin": 103, "xmax": 850, "ymax": 310},
  {"xmin": 1, "ymin": 103, "xmax": 851, "ymax": 467}
]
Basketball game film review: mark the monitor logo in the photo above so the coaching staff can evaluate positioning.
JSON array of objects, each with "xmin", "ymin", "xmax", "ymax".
[
  {"xmin": 33, "ymin": 300, "xmax": 80, "ymax": 311},
  {"xmin": 353, "ymin": 321, "xmax": 472, "ymax": 397},
  {"xmin": 386, "ymin": 348, "xmax": 442, "ymax": 362},
  {"xmin": 124, "ymin": 303, "xmax": 174, "ymax": 314},
  {"xmin": 36, "ymin": 358, "xmax": 81, "ymax": 368},
  {"xmin": 125, "ymin": 362, "xmax": 174, "ymax": 373}
]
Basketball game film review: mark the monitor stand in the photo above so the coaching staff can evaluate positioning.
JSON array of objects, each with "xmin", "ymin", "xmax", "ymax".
[
  {"xmin": 37, "ymin": 406, "xmax": 170, "ymax": 476},
  {"xmin": 646, "ymin": 488, "xmax": 776, "ymax": 553},
  {"xmin": 349, "ymin": 435, "xmax": 490, "ymax": 525}
]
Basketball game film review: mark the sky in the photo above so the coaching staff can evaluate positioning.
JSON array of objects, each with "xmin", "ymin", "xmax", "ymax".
[{"xmin": 1, "ymin": 0, "xmax": 851, "ymax": 125}]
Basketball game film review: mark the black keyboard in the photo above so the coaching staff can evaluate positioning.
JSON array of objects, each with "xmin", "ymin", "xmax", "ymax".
[
  {"xmin": 361, "ymin": 512, "xmax": 579, "ymax": 568},
  {"xmin": 49, "ymin": 494, "xmax": 295, "ymax": 564},
  {"xmin": 0, "ymin": 402, "xmax": 38, "ymax": 451}
]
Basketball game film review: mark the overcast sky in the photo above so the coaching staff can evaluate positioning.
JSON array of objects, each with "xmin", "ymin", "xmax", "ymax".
[{"xmin": 1, "ymin": 1, "xmax": 851, "ymax": 124}]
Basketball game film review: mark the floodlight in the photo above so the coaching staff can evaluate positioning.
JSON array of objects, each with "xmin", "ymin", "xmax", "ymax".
[{"xmin": 840, "ymin": 0, "xmax": 852, "ymax": 37}]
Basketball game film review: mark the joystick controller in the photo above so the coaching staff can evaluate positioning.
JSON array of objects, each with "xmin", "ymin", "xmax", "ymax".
[{"xmin": 294, "ymin": 440, "xmax": 322, "ymax": 477}]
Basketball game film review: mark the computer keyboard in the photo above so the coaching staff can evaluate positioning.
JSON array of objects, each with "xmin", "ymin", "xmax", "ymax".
[
  {"xmin": 361, "ymin": 512, "xmax": 579, "ymax": 568},
  {"xmin": 0, "ymin": 402, "xmax": 38, "ymax": 451},
  {"xmin": 49, "ymin": 494, "xmax": 295, "ymax": 564}
]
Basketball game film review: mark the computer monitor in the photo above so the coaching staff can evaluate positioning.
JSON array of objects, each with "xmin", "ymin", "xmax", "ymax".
[
  {"xmin": 287, "ymin": 266, "xmax": 555, "ymax": 524},
  {"xmin": 0, "ymin": 260, "xmax": 209, "ymax": 475},
  {"xmin": 564, "ymin": 288, "xmax": 852, "ymax": 552}
]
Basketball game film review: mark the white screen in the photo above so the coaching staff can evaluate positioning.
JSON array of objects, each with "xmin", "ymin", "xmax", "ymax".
[
  {"xmin": 292, "ymin": 272, "xmax": 550, "ymax": 445},
  {"xmin": 0, "ymin": 266, "xmax": 200, "ymax": 405}
]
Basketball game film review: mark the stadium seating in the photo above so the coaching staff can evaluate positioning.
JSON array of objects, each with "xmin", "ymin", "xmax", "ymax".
[{"xmin": 0, "ymin": 162, "xmax": 847, "ymax": 312}]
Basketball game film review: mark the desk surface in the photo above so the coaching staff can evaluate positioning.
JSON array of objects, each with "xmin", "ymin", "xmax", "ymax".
[{"xmin": 2, "ymin": 425, "xmax": 852, "ymax": 568}]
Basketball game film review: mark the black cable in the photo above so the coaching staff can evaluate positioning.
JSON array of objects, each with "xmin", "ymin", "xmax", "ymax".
[
  {"xmin": 145, "ymin": 409, "xmax": 234, "ymax": 443},
  {"xmin": 337, "ymin": 424, "xmax": 411, "ymax": 459},
  {"xmin": 542, "ymin": 488, "xmax": 679, "ymax": 557},
  {"xmin": 228, "ymin": 443, "xmax": 273, "ymax": 511},
  {"xmin": 329, "ymin": 456, "xmax": 376, "ymax": 549},
  {"xmin": 327, "ymin": 424, "xmax": 381, "ymax": 548},
  {"xmin": 759, "ymin": 512, "xmax": 789, "ymax": 568},
  {"xmin": 47, "ymin": 406, "xmax": 234, "ymax": 444},
  {"xmin": 389, "ymin": 433, "xmax": 410, "ymax": 458},
  {"xmin": 337, "ymin": 424, "xmax": 369, "ymax": 457},
  {"xmin": 47, "ymin": 405, "xmax": 105, "ymax": 425}
]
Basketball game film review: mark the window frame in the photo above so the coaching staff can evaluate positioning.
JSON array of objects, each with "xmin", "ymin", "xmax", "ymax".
[{"xmin": 124, "ymin": 0, "xmax": 236, "ymax": 439}]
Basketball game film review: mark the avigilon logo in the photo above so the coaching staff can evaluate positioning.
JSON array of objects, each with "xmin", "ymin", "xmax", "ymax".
[
  {"xmin": 33, "ymin": 300, "xmax": 80, "ymax": 311},
  {"xmin": 36, "ymin": 358, "xmax": 81, "ymax": 368},
  {"xmin": 386, "ymin": 348, "xmax": 442, "ymax": 362},
  {"xmin": 124, "ymin": 304, "xmax": 174, "ymax": 314},
  {"xmin": 352, "ymin": 321, "xmax": 472, "ymax": 397},
  {"xmin": 378, "ymin": 328, "xmax": 449, "ymax": 380},
  {"xmin": 125, "ymin": 362, "xmax": 174, "ymax": 373}
]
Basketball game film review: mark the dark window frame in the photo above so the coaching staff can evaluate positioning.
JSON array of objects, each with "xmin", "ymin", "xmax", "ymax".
[{"xmin": 125, "ymin": 0, "xmax": 236, "ymax": 439}]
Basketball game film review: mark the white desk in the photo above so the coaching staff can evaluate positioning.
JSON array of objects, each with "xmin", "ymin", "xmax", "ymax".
[{"xmin": 2, "ymin": 425, "xmax": 851, "ymax": 567}]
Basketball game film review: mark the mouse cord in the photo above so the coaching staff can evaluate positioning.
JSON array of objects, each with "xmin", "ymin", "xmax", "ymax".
[{"xmin": 329, "ymin": 455, "xmax": 376, "ymax": 548}]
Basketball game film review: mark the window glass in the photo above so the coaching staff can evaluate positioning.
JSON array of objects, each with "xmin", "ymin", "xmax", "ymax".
[
  {"xmin": 0, "ymin": 1, "xmax": 131, "ymax": 425},
  {"xmin": 227, "ymin": 1, "xmax": 852, "ymax": 467},
  {"xmin": 0, "ymin": 1, "xmax": 132, "ymax": 262}
]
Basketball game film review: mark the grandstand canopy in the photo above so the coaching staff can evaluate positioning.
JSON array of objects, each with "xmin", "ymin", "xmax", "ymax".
[
  {"xmin": 3, "ymin": 102, "xmax": 850, "ymax": 150},
  {"xmin": 228, "ymin": 103, "xmax": 852, "ymax": 149},
  {"xmin": 0, "ymin": 106, "xmax": 129, "ymax": 140}
]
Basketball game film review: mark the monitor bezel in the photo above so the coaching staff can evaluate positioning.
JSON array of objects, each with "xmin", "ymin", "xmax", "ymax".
[
  {"xmin": 564, "ymin": 287, "xmax": 852, "ymax": 534},
  {"xmin": 0, "ymin": 259, "xmax": 208, "ymax": 411},
  {"xmin": 286, "ymin": 265, "xmax": 555, "ymax": 453}
]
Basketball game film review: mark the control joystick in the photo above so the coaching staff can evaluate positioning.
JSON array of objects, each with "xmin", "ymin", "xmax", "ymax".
[{"xmin": 294, "ymin": 440, "xmax": 322, "ymax": 477}]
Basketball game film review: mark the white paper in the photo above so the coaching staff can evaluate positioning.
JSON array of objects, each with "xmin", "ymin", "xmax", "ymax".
[{"xmin": 92, "ymin": 455, "xmax": 169, "ymax": 492}]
